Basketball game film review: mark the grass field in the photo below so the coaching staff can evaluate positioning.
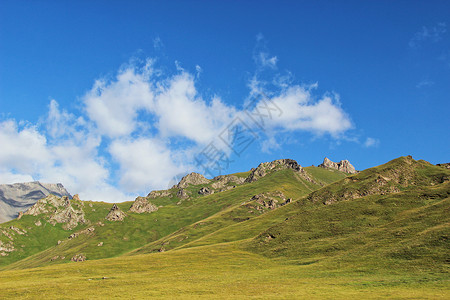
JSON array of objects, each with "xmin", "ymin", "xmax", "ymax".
[
  {"xmin": 0, "ymin": 242, "xmax": 448, "ymax": 299},
  {"xmin": 0, "ymin": 157, "xmax": 448, "ymax": 298}
]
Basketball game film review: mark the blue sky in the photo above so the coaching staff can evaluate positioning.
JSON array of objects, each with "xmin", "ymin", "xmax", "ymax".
[{"xmin": 1, "ymin": 1, "xmax": 449, "ymax": 201}]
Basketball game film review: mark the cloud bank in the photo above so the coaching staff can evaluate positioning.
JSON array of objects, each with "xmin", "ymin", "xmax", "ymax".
[{"xmin": 0, "ymin": 54, "xmax": 354, "ymax": 201}]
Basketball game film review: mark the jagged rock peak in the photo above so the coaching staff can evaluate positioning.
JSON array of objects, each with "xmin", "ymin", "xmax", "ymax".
[
  {"xmin": 176, "ymin": 172, "xmax": 210, "ymax": 188},
  {"xmin": 106, "ymin": 204, "xmax": 126, "ymax": 221},
  {"xmin": 245, "ymin": 159, "xmax": 311, "ymax": 183},
  {"xmin": 319, "ymin": 157, "xmax": 357, "ymax": 174},
  {"xmin": 24, "ymin": 194, "xmax": 85, "ymax": 230},
  {"xmin": 129, "ymin": 197, "xmax": 158, "ymax": 213}
]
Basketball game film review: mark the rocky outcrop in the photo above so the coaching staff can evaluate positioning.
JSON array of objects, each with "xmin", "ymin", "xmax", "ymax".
[
  {"xmin": 129, "ymin": 197, "xmax": 158, "ymax": 213},
  {"xmin": 106, "ymin": 204, "xmax": 126, "ymax": 221},
  {"xmin": 147, "ymin": 190, "xmax": 172, "ymax": 199},
  {"xmin": 319, "ymin": 157, "xmax": 357, "ymax": 174},
  {"xmin": 176, "ymin": 188, "xmax": 189, "ymax": 199},
  {"xmin": 0, "ymin": 181, "xmax": 71, "ymax": 223},
  {"xmin": 24, "ymin": 195, "xmax": 86, "ymax": 230},
  {"xmin": 245, "ymin": 191, "xmax": 288, "ymax": 212},
  {"xmin": 198, "ymin": 187, "xmax": 213, "ymax": 196},
  {"xmin": 71, "ymin": 254, "xmax": 86, "ymax": 262},
  {"xmin": 245, "ymin": 159, "xmax": 313, "ymax": 183},
  {"xmin": 437, "ymin": 163, "xmax": 450, "ymax": 169},
  {"xmin": 211, "ymin": 175, "xmax": 245, "ymax": 189},
  {"xmin": 68, "ymin": 226, "xmax": 95, "ymax": 239},
  {"xmin": 176, "ymin": 173, "xmax": 210, "ymax": 188}
]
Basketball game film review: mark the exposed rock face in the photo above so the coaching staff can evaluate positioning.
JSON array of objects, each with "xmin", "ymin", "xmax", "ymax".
[
  {"xmin": 106, "ymin": 204, "xmax": 126, "ymax": 221},
  {"xmin": 198, "ymin": 187, "xmax": 213, "ymax": 196},
  {"xmin": 211, "ymin": 175, "xmax": 245, "ymax": 189},
  {"xmin": 0, "ymin": 181, "xmax": 71, "ymax": 223},
  {"xmin": 244, "ymin": 191, "xmax": 288, "ymax": 212},
  {"xmin": 147, "ymin": 190, "xmax": 172, "ymax": 199},
  {"xmin": 129, "ymin": 197, "xmax": 158, "ymax": 213},
  {"xmin": 24, "ymin": 195, "xmax": 86, "ymax": 230},
  {"xmin": 176, "ymin": 188, "xmax": 189, "ymax": 199},
  {"xmin": 176, "ymin": 173, "xmax": 210, "ymax": 188},
  {"xmin": 319, "ymin": 157, "xmax": 357, "ymax": 174},
  {"xmin": 245, "ymin": 159, "xmax": 313, "ymax": 183},
  {"xmin": 437, "ymin": 163, "xmax": 450, "ymax": 169}
]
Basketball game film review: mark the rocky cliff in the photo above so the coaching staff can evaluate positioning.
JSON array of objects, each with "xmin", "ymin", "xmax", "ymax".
[
  {"xmin": 318, "ymin": 157, "xmax": 357, "ymax": 174},
  {"xmin": 0, "ymin": 181, "xmax": 71, "ymax": 223}
]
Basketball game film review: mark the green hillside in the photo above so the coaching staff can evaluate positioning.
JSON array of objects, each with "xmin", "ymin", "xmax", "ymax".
[
  {"xmin": 0, "ymin": 160, "xmax": 347, "ymax": 270},
  {"xmin": 0, "ymin": 156, "xmax": 448, "ymax": 298}
]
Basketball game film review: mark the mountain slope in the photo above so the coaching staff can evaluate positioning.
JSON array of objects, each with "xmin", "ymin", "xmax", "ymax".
[
  {"xmin": 0, "ymin": 156, "xmax": 448, "ymax": 298},
  {"xmin": 1, "ymin": 160, "xmax": 347, "ymax": 269},
  {"xmin": 0, "ymin": 181, "xmax": 71, "ymax": 223}
]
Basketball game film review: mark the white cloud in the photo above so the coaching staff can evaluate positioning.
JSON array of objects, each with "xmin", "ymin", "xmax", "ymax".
[
  {"xmin": 258, "ymin": 52, "xmax": 278, "ymax": 69},
  {"xmin": 254, "ymin": 86, "xmax": 352, "ymax": 136},
  {"xmin": 155, "ymin": 72, "xmax": 236, "ymax": 144},
  {"xmin": 83, "ymin": 63, "xmax": 155, "ymax": 138},
  {"xmin": 409, "ymin": 22, "xmax": 447, "ymax": 48},
  {"xmin": 109, "ymin": 138, "xmax": 188, "ymax": 194},
  {"xmin": 364, "ymin": 137, "xmax": 380, "ymax": 148},
  {"xmin": 0, "ymin": 51, "xmax": 355, "ymax": 202}
]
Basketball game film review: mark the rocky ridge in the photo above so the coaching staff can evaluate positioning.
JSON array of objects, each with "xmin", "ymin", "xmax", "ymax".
[
  {"xmin": 245, "ymin": 159, "xmax": 313, "ymax": 183},
  {"xmin": 318, "ymin": 157, "xmax": 357, "ymax": 174},
  {"xmin": 24, "ymin": 194, "xmax": 86, "ymax": 230},
  {"xmin": 0, "ymin": 181, "xmax": 71, "ymax": 223},
  {"xmin": 176, "ymin": 173, "xmax": 210, "ymax": 188},
  {"xmin": 308, "ymin": 156, "xmax": 448, "ymax": 205}
]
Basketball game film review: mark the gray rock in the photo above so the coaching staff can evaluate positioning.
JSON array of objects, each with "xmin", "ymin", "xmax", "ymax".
[
  {"xmin": 318, "ymin": 157, "xmax": 357, "ymax": 174},
  {"xmin": 198, "ymin": 187, "xmax": 213, "ymax": 195},
  {"xmin": 106, "ymin": 204, "xmax": 126, "ymax": 221},
  {"xmin": 24, "ymin": 195, "xmax": 86, "ymax": 230},
  {"xmin": 245, "ymin": 159, "xmax": 313, "ymax": 183},
  {"xmin": 176, "ymin": 188, "xmax": 189, "ymax": 199},
  {"xmin": 129, "ymin": 197, "xmax": 158, "ymax": 213},
  {"xmin": 0, "ymin": 181, "xmax": 71, "ymax": 223},
  {"xmin": 176, "ymin": 173, "xmax": 210, "ymax": 188}
]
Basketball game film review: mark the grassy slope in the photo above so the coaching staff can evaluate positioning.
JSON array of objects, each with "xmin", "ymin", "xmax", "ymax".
[
  {"xmin": 1, "ymin": 167, "xmax": 345, "ymax": 270},
  {"xmin": 0, "ymin": 242, "xmax": 448, "ymax": 299},
  {"xmin": 0, "ymin": 157, "xmax": 448, "ymax": 298},
  {"xmin": 246, "ymin": 157, "xmax": 450, "ymax": 271}
]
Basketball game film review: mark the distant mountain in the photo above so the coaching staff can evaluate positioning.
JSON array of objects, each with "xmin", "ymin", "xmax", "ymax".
[{"xmin": 0, "ymin": 181, "xmax": 71, "ymax": 223}]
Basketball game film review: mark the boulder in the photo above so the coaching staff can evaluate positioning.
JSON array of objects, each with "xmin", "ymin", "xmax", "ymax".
[
  {"xmin": 198, "ymin": 187, "xmax": 213, "ymax": 196},
  {"xmin": 71, "ymin": 254, "xmax": 86, "ymax": 262}
]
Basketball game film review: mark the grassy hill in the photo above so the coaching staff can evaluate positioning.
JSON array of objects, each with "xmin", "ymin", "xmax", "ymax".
[
  {"xmin": 0, "ymin": 162, "xmax": 346, "ymax": 270},
  {"xmin": 0, "ymin": 156, "xmax": 448, "ymax": 298}
]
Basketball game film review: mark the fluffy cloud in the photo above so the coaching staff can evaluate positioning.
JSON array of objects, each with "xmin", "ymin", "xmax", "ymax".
[
  {"xmin": 109, "ymin": 138, "xmax": 187, "ymax": 193},
  {"xmin": 155, "ymin": 73, "xmax": 236, "ymax": 144},
  {"xmin": 84, "ymin": 63, "xmax": 155, "ymax": 138},
  {"xmin": 252, "ymin": 86, "xmax": 352, "ymax": 136},
  {"xmin": 0, "ymin": 54, "xmax": 356, "ymax": 201}
]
